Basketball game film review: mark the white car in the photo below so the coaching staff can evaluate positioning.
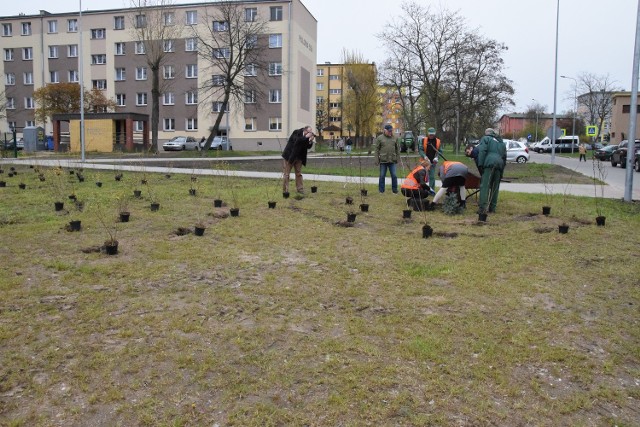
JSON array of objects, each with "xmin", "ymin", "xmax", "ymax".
[
  {"xmin": 503, "ymin": 139, "xmax": 529, "ymax": 163},
  {"xmin": 162, "ymin": 136, "xmax": 199, "ymax": 151},
  {"xmin": 209, "ymin": 136, "xmax": 232, "ymax": 150}
]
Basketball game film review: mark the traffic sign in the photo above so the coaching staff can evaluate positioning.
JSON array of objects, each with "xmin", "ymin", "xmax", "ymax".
[{"xmin": 586, "ymin": 125, "xmax": 598, "ymax": 136}]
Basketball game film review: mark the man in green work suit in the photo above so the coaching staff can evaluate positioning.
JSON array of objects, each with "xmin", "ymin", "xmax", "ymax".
[{"xmin": 477, "ymin": 128, "xmax": 506, "ymax": 214}]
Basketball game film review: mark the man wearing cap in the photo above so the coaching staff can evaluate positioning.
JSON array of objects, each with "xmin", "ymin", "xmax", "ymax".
[
  {"xmin": 375, "ymin": 124, "xmax": 400, "ymax": 193},
  {"xmin": 419, "ymin": 128, "xmax": 442, "ymax": 192},
  {"xmin": 477, "ymin": 128, "xmax": 506, "ymax": 214}
]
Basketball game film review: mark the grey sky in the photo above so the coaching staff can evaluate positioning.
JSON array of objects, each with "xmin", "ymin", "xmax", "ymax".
[{"xmin": 6, "ymin": 0, "xmax": 638, "ymax": 116}]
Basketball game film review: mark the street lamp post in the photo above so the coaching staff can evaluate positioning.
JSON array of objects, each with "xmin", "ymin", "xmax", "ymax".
[
  {"xmin": 532, "ymin": 98, "xmax": 539, "ymax": 143},
  {"xmin": 561, "ymin": 75, "xmax": 578, "ymax": 153}
]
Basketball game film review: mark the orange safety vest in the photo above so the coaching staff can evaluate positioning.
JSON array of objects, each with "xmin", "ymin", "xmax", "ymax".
[
  {"xmin": 401, "ymin": 164, "xmax": 428, "ymax": 190},
  {"xmin": 423, "ymin": 137, "xmax": 441, "ymax": 157}
]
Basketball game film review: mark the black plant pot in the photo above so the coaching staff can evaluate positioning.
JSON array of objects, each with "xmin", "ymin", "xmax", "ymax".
[
  {"xmin": 9, "ymin": 167, "xmax": 15, "ymax": 172},
  {"xmin": 230, "ymin": 208, "xmax": 240, "ymax": 217},
  {"xmin": 69, "ymin": 170, "xmax": 75, "ymax": 175},
  {"xmin": 119, "ymin": 212, "xmax": 130, "ymax": 223},
  {"xmin": 268, "ymin": 201, "xmax": 277, "ymax": 209},
  {"xmin": 133, "ymin": 190, "xmax": 142, "ymax": 198},
  {"xmin": 542, "ymin": 206, "xmax": 551, "ymax": 216},
  {"xmin": 141, "ymin": 179, "xmax": 148, "ymax": 185},
  {"xmin": 360, "ymin": 203, "xmax": 369, "ymax": 212},
  {"xmin": 77, "ymin": 176, "xmax": 85, "ymax": 182},
  {"xmin": 478, "ymin": 213, "xmax": 488, "ymax": 222},
  {"xmin": 8, "ymin": 173, "xmax": 14, "ymax": 178},
  {"xmin": 213, "ymin": 199, "xmax": 223, "ymax": 208},
  {"xmin": 19, "ymin": 183, "xmax": 26, "ymax": 190},
  {"xmin": 596, "ymin": 216, "xmax": 606, "ymax": 226},
  {"xmin": 311, "ymin": 186, "xmax": 318, "ymax": 193},
  {"xmin": 39, "ymin": 176, "xmax": 46, "ymax": 182},
  {"xmin": 29, "ymin": 165, "xmax": 34, "ymax": 169},
  {"xmin": 0, "ymin": 181, "xmax": 6, "ymax": 187},
  {"xmin": 115, "ymin": 175, "xmax": 122, "ymax": 181},
  {"xmin": 11, "ymin": 171, "xmax": 17, "ymax": 176},
  {"xmin": 54, "ymin": 201, "xmax": 64, "ymax": 211},
  {"xmin": 96, "ymin": 182, "xmax": 102, "ymax": 187},
  {"xmin": 402, "ymin": 209, "xmax": 412, "ymax": 219},
  {"xmin": 68, "ymin": 220, "xmax": 82, "ymax": 232},
  {"xmin": 150, "ymin": 202, "xmax": 160, "ymax": 211},
  {"xmin": 347, "ymin": 212, "xmax": 357, "ymax": 223},
  {"xmin": 283, "ymin": 191, "xmax": 290, "ymax": 199},
  {"xmin": 189, "ymin": 189, "xmax": 197, "ymax": 196},
  {"xmin": 105, "ymin": 241, "xmax": 119, "ymax": 255},
  {"xmin": 165, "ymin": 174, "xmax": 171, "ymax": 179},
  {"xmin": 422, "ymin": 224, "xmax": 433, "ymax": 239},
  {"xmin": 194, "ymin": 226, "xmax": 205, "ymax": 236},
  {"xmin": 360, "ymin": 189, "xmax": 368, "ymax": 197},
  {"xmin": 69, "ymin": 194, "xmax": 77, "ymax": 201},
  {"xmin": 558, "ymin": 224, "xmax": 569, "ymax": 234},
  {"xmin": 0, "ymin": 169, "xmax": 4, "ymax": 174},
  {"xmin": 345, "ymin": 196, "xmax": 354, "ymax": 205}
]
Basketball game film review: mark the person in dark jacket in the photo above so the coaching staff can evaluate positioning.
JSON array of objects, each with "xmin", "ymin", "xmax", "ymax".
[
  {"xmin": 465, "ymin": 143, "xmax": 480, "ymax": 172},
  {"xmin": 477, "ymin": 128, "xmax": 506, "ymax": 214},
  {"xmin": 432, "ymin": 160, "xmax": 469, "ymax": 208},
  {"xmin": 375, "ymin": 124, "xmax": 400, "ymax": 193},
  {"xmin": 400, "ymin": 159, "xmax": 432, "ymax": 210},
  {"xmin": 282, "ymin": 126, "xmax": 315, "ymax": 193}
]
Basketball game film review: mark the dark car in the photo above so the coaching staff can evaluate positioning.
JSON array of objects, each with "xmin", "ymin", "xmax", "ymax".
[
  {"xmin": 611, "ymin": 140, "xmax": 640, "ymax": 168},
  {"xmin": 593, "ymin": 145, "xmax": 618, "ymax": 161},
  {"xmin": 635, "ymin": 151, "xmax": 640, "ymax": 172}
]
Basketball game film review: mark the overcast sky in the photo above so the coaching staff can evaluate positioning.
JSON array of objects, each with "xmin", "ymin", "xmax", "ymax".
[{"xmin": 4, "ymin": 0, "xmax": 638, "ymax": 116}]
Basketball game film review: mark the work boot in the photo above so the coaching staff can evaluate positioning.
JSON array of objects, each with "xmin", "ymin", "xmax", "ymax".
[{"xmin": 459, "ymin": 200, "xmax": 466, "ymax": 209}]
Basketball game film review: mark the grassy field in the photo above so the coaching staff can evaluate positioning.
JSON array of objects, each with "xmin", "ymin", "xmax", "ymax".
[{"xmin": 0, "ymin": 163, "xmax": 639, "ymax": 426}]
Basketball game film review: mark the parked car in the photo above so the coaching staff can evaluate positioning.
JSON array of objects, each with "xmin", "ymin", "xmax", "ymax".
[
  {"xmin": 611, "ymin": 139, "xmax": 640, "ymax": 168},
  {"xmin": 3, "ymin": 138, "xmax": 23, "ymax": 150},
  {"xmin": 503, "ymin": 139, "xmax": 529, "ymax": 163},
  {"xmin": 635, "ymin": 151, "xmax": 640, "ymax": 172},
  {"xmin": 162, "ymin": 136, "xmax": 199, "ymax": 151},
  {"xmin": 593, "ymin": 144, "xmax": 618, "ymax": 161},
  {"xmin": 532, "ymin": 137, "xmax": 551, "ymax": 153},
  {"xmin": 210, "ymin": 136, "xmax": 232, "ymax": 150}
]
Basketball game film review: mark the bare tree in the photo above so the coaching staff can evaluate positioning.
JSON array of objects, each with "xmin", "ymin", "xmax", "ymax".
[
  {"xmin": 577, "ymin": 72, "xmax": 620, "ymax": 141},
  {"xmin": 191, "ymin": 1, "xmax": 270, "ymax": 151},
  {"xmin": 342, "ymin": 50, "xmax": 379, "ymax": 147},
  {"xmin": 129, "ymin": 0, "xmax": 183, "ymax": 152},
  {"xmin": 315, "ymin": 97, "xmax": 329, "ymax": 138}
]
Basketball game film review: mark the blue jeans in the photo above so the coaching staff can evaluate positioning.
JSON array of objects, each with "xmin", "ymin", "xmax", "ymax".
[{"xmin": 379, "ymin": 163, "xmax": 398, "ymax": 193}]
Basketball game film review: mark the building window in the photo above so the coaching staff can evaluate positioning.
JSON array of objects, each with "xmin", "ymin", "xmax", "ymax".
[
  {"xmin": 212, "ymin": 75, "xmax": 225, "ymax": 86},
  {"xmin": 68, "ymin": 70, "xmax": 79, "ymax": 82},
  {"xmin": 68, "ymin": 19, "xmax": 78, "ymax": 32},
  {"xmin": 185, "ymin": 37, "xmax": 197, "ymax": 52},
  {"xmin": 136, "ymin": 93, "xmax": 148, "ymax": 106},
  {"xmin": 50, "ymin": 71, "xmax": 59, "ymax": 83},
  {"xmin": 270, "ymin": 6, "xmax": 283, "ymax": 21},
  {"xmin": 330, "ymin": 116, "xmax": 341, "ymax": 122},
  {"xmin": 316, "ymin": 96, "xmax": 323, "ymax": 104},
  {"xmin": 329, "ymin": 89, "xmax": 342, "ymax": 94},
  {"xmin": 134, "ymin": 121, "xmax": 144, "ymax": 132},
  {"xmin": 163, "ymin": 12, "xmax": 175, "ymax": 26},
  {"xmin": 24, "ymin": 97, "xmax": 34, "ymax": 109},
  {"xmin": 269, "ymin": 62, "xmax": 283, "ymax": 76},
  {"xmin": 269, "ymin": 34, "xmax": 282, "ymax": 48},
  {"xmin": 25, "ymin": 120, "xmax": 35, "ymax": 127},
  {"xmin": 269, "ymin": 89, "xmax": 282, "ymax": 103},
  {"xmin": 2, "ymin": 23, "xmax": 12, "ymax": 37},
  {"xmin": 163, "ymin": 65, "xmax": 175, "ymax": 79},
  {"xmin": 23, "ymin": 72, "xmax": 33, "ymax": 85},
  {"xmin": 48, "ymin": 20, "xmax": 58, "ymax": 34},
  {"xmin": 22, "ymin": 48, "xmax": 33, "ymax": 60},
  {"xmin": 91, "ymin": 54, "xmax": 106, "ymax": 65},
  {"xmin": 269, "ymin": 117, "xmax": 283, "ymax": 130},
  {"xmin": 244, "ymin": 117, "xmax": 256, "ymax": 131},
  {"xmin": 163, "ymin": 92, "xmax": 175, "ymax": 105},
  {"xmin": 185, "ymin": 10, "xmax": 197, "ymax": 25},
  {"xmin": 114, "ymin": 16, "xmax": 125, "ymax": 30},
  {"xmin": 163, "ymin": 118, "xmax": 175, "ymax": 131},
  {"xmin": 329, "ymin": 75, "xmax": 341, "ymax": 80},
  {"xmin": 163, "ymin": 40, "xmax": 175, "ymax": 52},
  {"xmin": 135, "ymin": 15, "xmax": 147, "ymax": 28},
  {"xmin": 134, "ymin": 42, "xmax": 145, "ymax": 55},
  {"xmin": 213, "ymin": 21, "xmax": 228, "ymax": 32},
  {"xmin": 245, "ymin": 64, "xmax": 257, "ymax": 77},
  {"xmin": 186, "ymin": 91, "xmax": 198, "ymax": 104},
  {"xmin": 6, "ymin": 98, "xmax": 15, "ymax": 110},
  {"xmin": 213, "ymin": 48, "xmax": 230, "ymax": 59},
  {"xmin": 245, "ymin": 8, "xmax": 257, "ymax": 22},
  {"xmin": 115, "ymin": 68, "xmax": 126, "ymax": 81},
  {"xmin": 4, "ymin": 49, "xmax": 14, "ymax": 61},
  {"xmin": 212, "ymin": 101, "xmax": 227, "ymax": 112},
  {"xmin": 48, "ymin": 46, "xmax": 59, "ymax": 59},
  {"xmin": 245, "ymin": 34, "xmax": 257, "ymax": 49},
  {"xmin": 186, "ymin": 64, "xmax": 197, "ymax": 78},
  {"xmin": 68, "ymin": 44, "xmax": 78, "ymax": 57},
  {"xmin": 316, "ymin": 83, "xmax": 324, "ymax": 90},
  {"xmin": 115, "ymin": 42, "xmax": 126, "ymax": 55},
  {"xmin": 5, "ymin": 73, "xmax": 15, "ymax": 85},
  {"xmin": 116, "ymin": 94, "xmax": 126, "ymax": 106},
  {"xmin": 244, "ymin": 90, "xmax": 256, "ymax": 104},
  {"xmin": 186, "ymin": 118, "xmax": 198, "ymax": 131},
  {"xmin": 92, "ymin": 80, "xmax": 107, "ymax": 90},
  {"xmin": 21, "ymin": 22, "xmax": 31, "ymax": 36},
  {"xmin": 91, "ymin": 28, "xmax": 106, "ymax": 39},
  {"xmin": 317, "ymin": 69, "xmax": 324, "ymax": 77},
  {"xmin": 136, "ymin": 66, "xmax": 147, "ymax": 80},
  {"xmin": 330, "ymin": 102, "xmax": 341, "ymax": 108}
]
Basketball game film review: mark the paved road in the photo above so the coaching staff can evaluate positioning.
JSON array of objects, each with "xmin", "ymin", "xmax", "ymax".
[{"xmin": 1, "ymin": 152, "xmax": 639, "ymax": 200}]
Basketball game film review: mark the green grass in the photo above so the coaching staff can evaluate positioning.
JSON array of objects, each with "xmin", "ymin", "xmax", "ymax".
[{"xmin": 0, "ymin": 163, "xmax": 638, "ymax": 425}]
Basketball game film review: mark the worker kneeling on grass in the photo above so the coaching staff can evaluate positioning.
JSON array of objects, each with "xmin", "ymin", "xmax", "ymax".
[
  {"xmin": 432, "ymin": 160, "xmax": 469, "ymax": 208},
  {"xmin": 401, "ymin": 159, "xmax": 433, "ymax": 211}
]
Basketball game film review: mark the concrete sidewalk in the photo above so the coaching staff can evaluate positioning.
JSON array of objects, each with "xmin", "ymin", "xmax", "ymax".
[{"xmin": 1, "ymin": 154, "xmax": 638, "ymax": 200}]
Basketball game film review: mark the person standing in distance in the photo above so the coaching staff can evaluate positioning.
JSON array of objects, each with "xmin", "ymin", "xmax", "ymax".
[
  {"xmin": 375, "ymin": 124, "xmax": 400, "ymax": 193},
  {"xmin": 477, "ymin": 128, "xmax": 506, "ymax": 214},
  {"xmin": 578, "ymin": 142, "xmax": 587, "ymax": 162},
  {"xmin": 419, "ymin": 127, "xmax": 442, "ymax": 193},
  {"xmin": 282, "ymin": 125, "xmax": 315, "ymax": 194}
]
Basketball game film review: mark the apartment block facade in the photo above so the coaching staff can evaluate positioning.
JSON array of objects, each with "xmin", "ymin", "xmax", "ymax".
[{"xmin": 0, "ymin": 0, "xmax": 317, "ymax": 151}]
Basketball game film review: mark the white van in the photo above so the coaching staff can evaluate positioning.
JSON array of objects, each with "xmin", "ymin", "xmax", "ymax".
[{"xmin": 533, "ymin": 137, "xmax": 551, "ymax": 153}]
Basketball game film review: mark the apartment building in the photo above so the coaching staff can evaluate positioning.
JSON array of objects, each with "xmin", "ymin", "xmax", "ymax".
[
  {"xmin": 0, "ymin": 0, "xmax": 317, "ymax": 151},
  {"xmin": 609, "ymin": 92, "xmax": 640, "ymax": 144}
]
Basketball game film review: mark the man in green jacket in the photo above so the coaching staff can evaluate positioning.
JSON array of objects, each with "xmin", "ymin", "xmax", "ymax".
[
  {"xmin": 375, "ymin": 124, "xmax": 400, "ymax": 193},
  {"xmin": 477, "ymin": 128, "xmax": 506, "ymax": 214}
]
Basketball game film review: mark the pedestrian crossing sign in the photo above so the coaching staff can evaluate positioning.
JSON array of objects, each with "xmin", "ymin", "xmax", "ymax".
[{"xmin": 586, "ymin": 125, "xmax": 598, "ymax": 136}]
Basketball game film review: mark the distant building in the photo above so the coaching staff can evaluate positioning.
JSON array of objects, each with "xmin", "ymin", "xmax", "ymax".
[
  {"xmin": 609, "ymin": 92, "xmax": 640, "ymax": 143},
  {"xmin": 498, "ymin": 113, "xmax": 573, "ymax": 140}
]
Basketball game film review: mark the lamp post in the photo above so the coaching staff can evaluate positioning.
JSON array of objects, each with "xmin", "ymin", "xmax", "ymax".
[
  {"xmin": 531, "ymin": 98, "xmax": 539, "ymax": 143},
  {"xmin": 561, "ymin": 75, "xmax": 577, "ymax": 153},
  {"xmin": 79, "ymin": 0, "xmax": 85, "ymax": 162},
  {"xmin": 550, "ymin": 0, "xmax": 560, "ymax": 163}
]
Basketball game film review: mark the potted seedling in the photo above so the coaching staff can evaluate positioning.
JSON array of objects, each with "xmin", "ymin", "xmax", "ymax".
[
  {"xmin": 592, "ymin": 157, "xmax": 607, "ymax": 226},
  {"xmin": 116, "ymin": 193, "xmax": 131, "ymax": 223}
]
